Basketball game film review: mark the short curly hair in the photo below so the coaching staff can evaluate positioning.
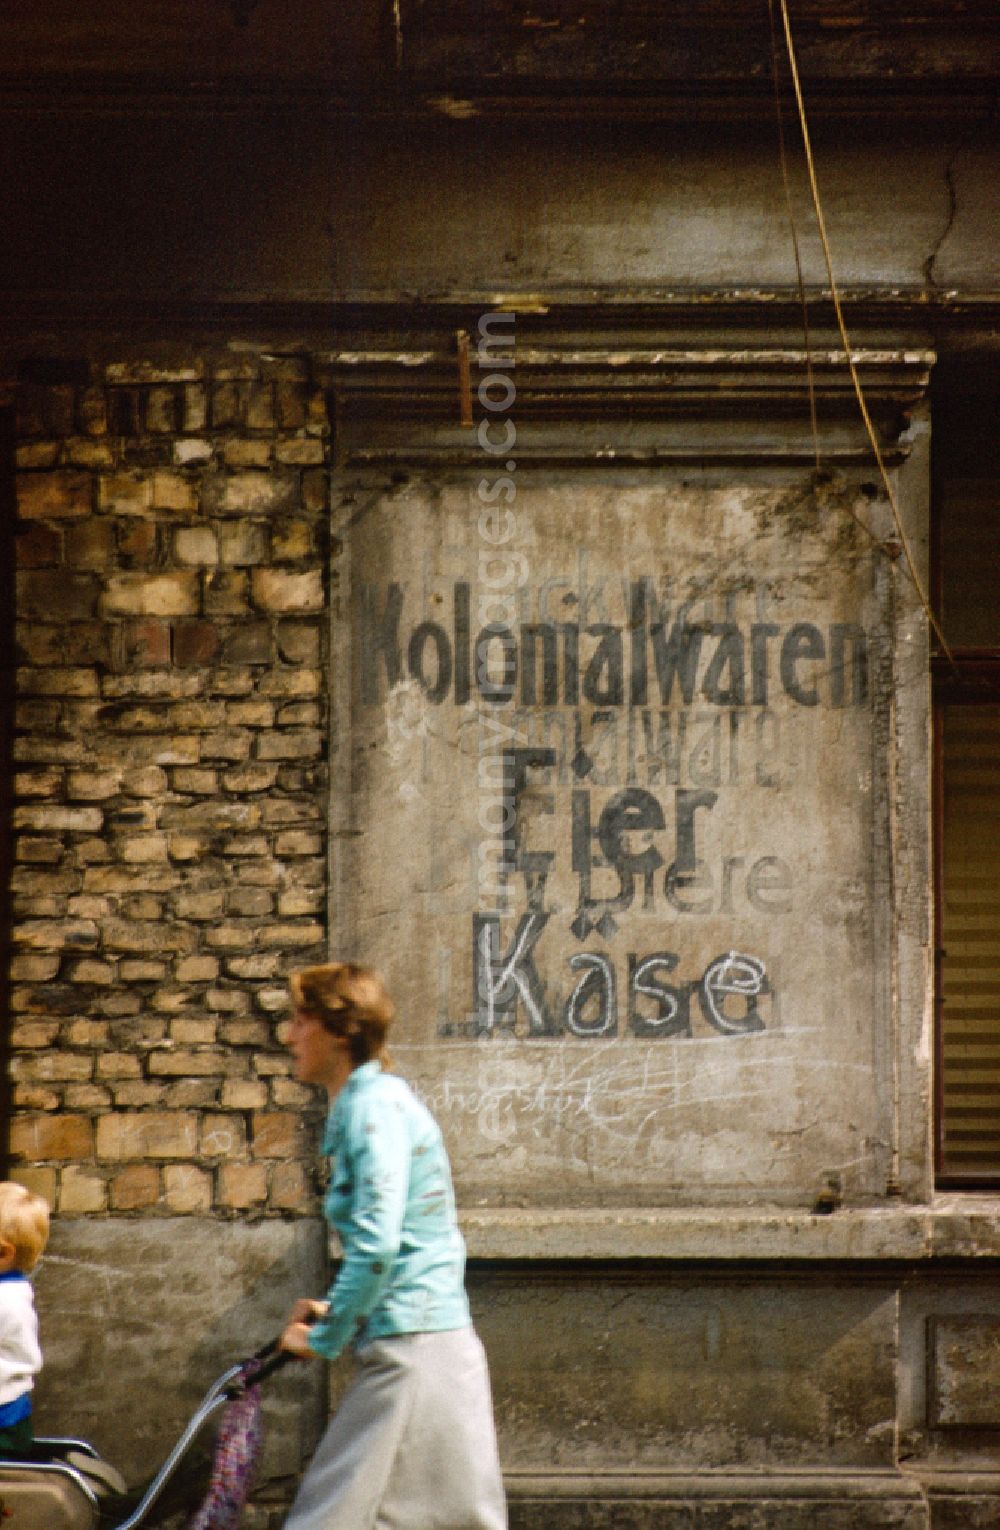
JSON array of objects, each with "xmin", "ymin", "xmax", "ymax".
[{"xmin": 289, "ymin": 963, "xmax": 395, "ymax": 1068}]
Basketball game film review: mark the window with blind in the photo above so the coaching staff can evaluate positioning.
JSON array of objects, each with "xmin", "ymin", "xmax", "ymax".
[
  {"xmin": 934, "ymin": 358, "xmax": 1000, "ymax": 1185},
  {"xmin": 0, "ymin": 406, "xmax": 13, "ymax": 1176}
]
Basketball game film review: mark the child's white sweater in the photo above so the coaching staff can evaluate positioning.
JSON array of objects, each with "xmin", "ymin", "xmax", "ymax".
[{"xmin": 0, "ymin": 1274, "xmax": 42, "ymax": 1408}]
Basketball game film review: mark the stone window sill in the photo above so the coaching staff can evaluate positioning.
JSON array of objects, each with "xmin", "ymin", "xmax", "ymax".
[{"xmin": 459, "ymin": 1198, "xmax": 1000, "ymax": 1261}]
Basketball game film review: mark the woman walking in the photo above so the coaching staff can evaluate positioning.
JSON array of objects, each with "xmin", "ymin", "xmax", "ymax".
[{"xmin": 278, "ymin": 962, "xmax": 507, "ymax": 1530}]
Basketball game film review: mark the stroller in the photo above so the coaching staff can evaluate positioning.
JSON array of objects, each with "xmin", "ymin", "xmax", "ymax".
[{"xmin": 0, "ymin": 1339, "xmax": 290, "ymax": 1530}]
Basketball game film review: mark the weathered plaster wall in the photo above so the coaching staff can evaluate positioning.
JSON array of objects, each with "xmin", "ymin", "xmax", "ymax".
[
  {"xmin": 340, "ymin": 473, "xmax": 889, "ymax": 1207},
  {"xmin": 1, "ymin": 119, "xmax": 998, "ymax": 300},
  {"xmin": 0, "ymin": 331, "xmax": 962, "ymax": 1527},
  {"xmin": 1, "ymin": 84, "xmax": 998, "ymax": 1527},
  {"xmin": 476, "ymin": 1267, "xmax": 899, "ymax": 1470},
  {"xmin": 317, "ymin": 125, "xmax": 999, "ymax": 296}
]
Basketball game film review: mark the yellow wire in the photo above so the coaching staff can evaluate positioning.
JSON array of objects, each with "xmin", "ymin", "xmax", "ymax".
[
  {"xmin": 776, "ymin": 0, "xmax": 954, "ymax": 664},
  {"xmin": 767, "ymin": 0, "xmax": 820, "ymax": 474}
]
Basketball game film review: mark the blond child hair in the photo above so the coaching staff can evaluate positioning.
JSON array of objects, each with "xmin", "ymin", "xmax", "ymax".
[{"xmin": 0, "ymin": 1183, "xmax": 50, "ymax": 1273}]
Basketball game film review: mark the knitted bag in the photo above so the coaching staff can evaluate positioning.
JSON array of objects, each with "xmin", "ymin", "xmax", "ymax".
[{"xmin": 187, "ymin": 1361, "xmax": 264, "ymax": 1530}]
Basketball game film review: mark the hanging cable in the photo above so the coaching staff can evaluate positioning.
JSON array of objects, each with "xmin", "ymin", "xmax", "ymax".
[
  {"xmin": 775, "ymin": 0, "xmax": 954, "ymax": 664},
  {"xmin": 767, "ymin": 0, "xmax": 904, "ymax": 552},
  {"xmin": 767, "ymin": 0, "xmax": 820, "ymax": 475}
]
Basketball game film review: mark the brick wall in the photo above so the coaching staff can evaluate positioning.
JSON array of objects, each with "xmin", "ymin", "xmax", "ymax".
[{"xmin": 9, "ymin": 352, "xmax": 330, "ymax": 1217}]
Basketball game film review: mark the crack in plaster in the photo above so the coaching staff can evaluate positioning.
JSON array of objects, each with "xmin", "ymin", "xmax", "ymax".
[{"xmin": 923, "ymin": 156, "xmax": 959, "ymax": 290}]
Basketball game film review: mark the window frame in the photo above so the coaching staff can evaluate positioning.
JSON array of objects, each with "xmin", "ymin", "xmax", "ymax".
[
  {"xmin": 932, "ymin": 661, "xmax": 1000, "ymax": 1185},
  {"xmin": 931, "ymin": 354, "xmax": 1000, "ymax": 1186},
  {"xmin": 0, "ymin": 404, "xmax": 14, "ymax": 1178}
]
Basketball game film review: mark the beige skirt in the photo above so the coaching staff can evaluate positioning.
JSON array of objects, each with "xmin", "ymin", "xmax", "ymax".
[{"xmin": 283, "ymin": 1326, "xmax": 507, "ymax": 1530}]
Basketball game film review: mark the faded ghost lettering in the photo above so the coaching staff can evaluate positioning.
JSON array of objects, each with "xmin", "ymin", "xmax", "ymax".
[
  {"xmin": 521, "ymin": 625, "xmax": 558, "ymax": 706},
  {"xmin": 779, "ymin": 623, "xmax": 825, "ymax": 707},
  {"xmin": 649, "ymin": 612, "xmax": 703, "ymax": 705},
  {"xmin": 701, "ymin": 624, "xmax": 746, "ymax": 706},
  {"xmin": 698, "ymin": 952, "xmax": 769, "ymax": 1035},
  {"xmin": 407, "ymin": 622, "xmax": 451, "ymax": 703},
  {"xmin": 501, "ymin": 748, "xmax": 556, "ymax": 909},
  {"xmin": 566, "ymin": 785, "xmax": 779, "ymax": 934},
  {"xmin": 476, "ymin": 624, "xmax": 518, "ymax": 705},
  {"xmin": 583, "ymin": 626, "xmax": 625, "ymax": 706},
  {"xmin": 356, "ymin": 581, "xmax": 870, "ymax": 712},
  {"xmin": 483, "ymin": 763, "xmax": 791, "ymax": 927},
  {"xmin": 471, "ymin": 912, "xmax": 557, "ymax": 1036},
  {"xmin": 460, "ymin": 918, "xmax": 772, "ymax": 1040},
  {"xmin": 564, "ymin": 952, "xmax": 618, "ymax": 1037},
  {"xmin": 628, "ymin": 953, "xmax": 691, "ymax": 1038},
  {"xmin": 359, "ymin": 582, "xmax": 404, "ymax": 704},
  {"xmin": 356, "ymin": 571, "xmax": 864, "ymax": 1047}
]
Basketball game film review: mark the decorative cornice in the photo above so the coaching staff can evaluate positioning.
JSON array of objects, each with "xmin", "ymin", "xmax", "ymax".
[
  {"xmin": 0, "ymin": 289, "xmax": 954, "ymax": 467},
  {"xmin": 318, "ymin": 341, "xmax": 932, "ymax": 467}
]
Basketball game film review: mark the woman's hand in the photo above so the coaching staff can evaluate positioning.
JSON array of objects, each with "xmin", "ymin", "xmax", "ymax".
[
  {"xmin": 280, "ymin": 1321, "xmax": 318, "ymax": 1359},
  {"xmin": 279, "ymin": 1298, "xmax": 330, "ymax": 1358},
  {"xmin": 288, "ymin": 1297, "xmax": 329, "ymax": 1326}
]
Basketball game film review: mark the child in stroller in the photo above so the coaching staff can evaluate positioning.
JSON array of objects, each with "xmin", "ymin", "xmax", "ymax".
[
  {"xmin": 0, "ymin": 1181, "xmax": 49, "ymax": 1458},
  {"xmin": 0, "ymin": 1330, "xmax": 288, "ymax": 1530},
  {"xmin": 0, "ymin": 1181, "xmax": 292, "ymax": 1528},
  {"xmin": 0, "ymin": 1182, "xmax": 126, "ymax": 1526}
]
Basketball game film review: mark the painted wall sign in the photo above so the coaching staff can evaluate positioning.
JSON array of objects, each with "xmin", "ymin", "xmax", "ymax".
[{"xmin": 335, "ymin": 480, "xmax": 885, "ymax": 1204}]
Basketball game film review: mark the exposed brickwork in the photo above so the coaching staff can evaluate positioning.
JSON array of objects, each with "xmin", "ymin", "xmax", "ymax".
[{"xmin": 10, "ymin": 353, "xmax": 331, "ymax": 1217}]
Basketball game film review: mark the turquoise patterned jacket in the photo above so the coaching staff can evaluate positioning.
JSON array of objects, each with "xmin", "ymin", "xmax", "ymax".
[{"xmin": 307, "ymin": 1061, "xmax": 471, "ymax": 1360}]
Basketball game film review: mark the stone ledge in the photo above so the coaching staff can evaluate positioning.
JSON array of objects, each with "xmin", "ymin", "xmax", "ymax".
[
  {"xmin": 505, "ymin": 1469, "xmax": 925, "ymax": 1502},
  {"xmin": 501, "ymin": 1469, "xmax": 1000, "ymax": 1530},
  {"xmin": 460, "ymin": 1199, "xmax": 1000, "ymax": 1263},
  {"xmin": 501, "ymin": 1468, "xmax": 1000, "ymax": 1530},
  {"xmin": 917, "ymin": 1471, "xmax": 1000, "ymax": 1494}
]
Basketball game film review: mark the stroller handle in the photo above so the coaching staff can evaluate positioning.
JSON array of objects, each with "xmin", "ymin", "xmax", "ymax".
[
  {"xmin": 107, "ymin": 1323, "xmax": 320, "ymax": 1529},
  {"xmin": 238, "ymin": 1310, "xmax": 322, "ymax": 1390},
  {"xmin": 247, "ymin": 1337, "xmax": 295, "ymax": 1385},
  {"xmin": 246, "ymin": 1303, "xmax": 321, "ymax": 1389}
]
